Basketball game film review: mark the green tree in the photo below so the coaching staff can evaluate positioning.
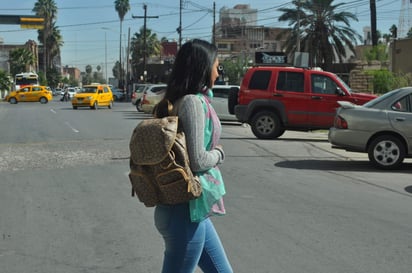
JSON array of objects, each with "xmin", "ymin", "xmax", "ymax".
[
  {"xmin": 46, "ymin": 66, "xmax": 62, "ymax": 88},
  {"xmin": 32, "ymin": 0, "xmax": 59, "ymax": 75},
  {"xmin": 0, "ymin": 70, "xmax": 11, "ymax": 92},
  {"xmin": 112, "ymin": 61, "xmax": 125, "ymax": 83},
  {"xmin": 82, "ymin": 65, "xmax": 93, "ymax": 85},
  {"xmin": 389, "ymin": 24, "xmax": 397, "ymax": 38},
  {"xmin": 220, "ymin": 56, "xmax": 251, "ymax": 85},
  {"xmin": 114, "ymin": 0, "xmax": 130, "ymax": 88},
  {"xmin": 407, "ymin": 27, "xmax": 412, "ymax": 38},
  {"xmin": 9, "ymin": 48, "xmax": 36, "ymax": 76},
  {"xmin": 130, "ymin": 26, "xmax": 161, "ymax": 76},
  {"xmin": 277, "ymin": 0, "xmax": 361, "ymax": 71}
]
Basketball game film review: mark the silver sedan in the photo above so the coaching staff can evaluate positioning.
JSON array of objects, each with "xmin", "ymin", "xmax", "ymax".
[{"xmin": 328, "ymin": 87, "xmax": 412, "ymax": 169}]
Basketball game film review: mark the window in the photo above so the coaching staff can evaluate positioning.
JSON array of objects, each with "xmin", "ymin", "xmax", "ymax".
[
  {"xmin": 312, "ymin": 75, "xmax": 338, "ymax": 95},
  {"xmin": 391, "ymin": 94, "xmax": 412, "ymax": 112},
  {"xmin": 213, "ymin": 88, "xmax": 229, "ymax": 98},
  {"xmin": 217, "ymin": 43, "xmax": 228, "ymax": 50},
  {"xmin": 276, "ymin": 71, "xmax": 304, "ymax": 92},
  {"xmin": 249, "ymin": 70, "xmax": 272, "ymax": 90}
]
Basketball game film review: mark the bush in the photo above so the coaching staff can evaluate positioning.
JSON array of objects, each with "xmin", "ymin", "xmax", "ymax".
[{"xmin": 365, "ymin": 69, "xmax": 412, "ymax": 94}]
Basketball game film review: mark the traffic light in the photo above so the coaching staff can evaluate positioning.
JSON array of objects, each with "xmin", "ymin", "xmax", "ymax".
[{"xmin": 19, "ymin": 16, "xmax": 44, "ymax": 29}]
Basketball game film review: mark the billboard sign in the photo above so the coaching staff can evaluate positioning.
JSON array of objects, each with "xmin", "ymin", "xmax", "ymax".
[{"xmin": 255, "ymin": 52, "xmax": 287, "ymax": 65}]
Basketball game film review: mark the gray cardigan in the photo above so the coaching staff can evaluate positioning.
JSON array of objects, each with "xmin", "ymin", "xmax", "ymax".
[{"xmin": 176, "ymin": 94, "xmax": 225, "ymax": 172}]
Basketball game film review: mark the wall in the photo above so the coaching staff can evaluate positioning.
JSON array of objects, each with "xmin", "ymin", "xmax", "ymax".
[{"xmin": 389, "ymin": 38, "xmax": 412, "ymax": 74}]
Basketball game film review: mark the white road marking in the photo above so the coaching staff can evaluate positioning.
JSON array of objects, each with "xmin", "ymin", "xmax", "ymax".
[{"xmin": 65, "ymin": 121, "xmax": 79, "ymax": 133}]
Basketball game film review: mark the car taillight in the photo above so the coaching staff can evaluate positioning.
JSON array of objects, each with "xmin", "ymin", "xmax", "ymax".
[
  {"xmin": 131, "ymin": 92, "xmax": 136, "ymax": 99},
  {"xmin": 334, "ymin": 115, "xmax": 348, "ymax": 129}
]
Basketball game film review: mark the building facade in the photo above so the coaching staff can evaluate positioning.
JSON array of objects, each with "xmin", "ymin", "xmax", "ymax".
[
  {"xmin": 214, "ymin": 5, "xmax": 290, "ymax": 63},
  {"xmin": 0, "ymin": 38, "xmax": 39, "ymax": 73}
]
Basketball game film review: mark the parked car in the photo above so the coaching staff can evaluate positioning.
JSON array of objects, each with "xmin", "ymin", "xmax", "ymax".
[
  {"xmin": 328, "ymin": 87, "xmax": 412, "ymax": 169},
  {"xmin": 140, "ymin": 84, "xmax": 167, "ymax": 114},
  {"xmin": 131, "ymin": 84, "xmax": 152, "ymax": 111},
  {"xmin": 71, "ymin": 84, "xmax": 114, "ymax": 109},
  {"xmin": 211, "ymin": 85, "xmax": 239, "ymax": 121},
  {"xmin": 4, "ymin": 85, "xmax": 52, "ymax": 104},
  {"xmin": 111, "ymin": 88, "xmax": 126, "ymax": 101},
  {"xmin": 231, "ymin": 66, "xmax": 377, "ymax": 139},
  {"xmin": 53, "ymin": 88, "xmax": 62, "ymax": 96}
]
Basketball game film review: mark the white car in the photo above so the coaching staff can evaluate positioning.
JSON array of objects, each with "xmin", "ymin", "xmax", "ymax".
[
  {"xmin": 140, "ymin": 84, "xmax": 168, "ymax": 113},
  {"xmin": 211, "ymin": 85, "xmax": 239, "ymax": 121}
]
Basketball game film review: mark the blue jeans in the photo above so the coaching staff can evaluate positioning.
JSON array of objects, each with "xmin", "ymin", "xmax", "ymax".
[{"xmin": 154, "ymin": 203, "xmax": 233, "ymax": 273}]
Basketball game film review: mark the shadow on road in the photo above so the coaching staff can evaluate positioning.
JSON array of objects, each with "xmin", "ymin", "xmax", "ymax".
[
  {"xmin": 115, "ymin": 110, "xmax": 150, "ymax": 120},
  {"xmin": 275, "ymin": 159, "xmax": 412, "ymax": 173}
]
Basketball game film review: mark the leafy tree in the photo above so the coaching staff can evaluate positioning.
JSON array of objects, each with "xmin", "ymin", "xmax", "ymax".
[
  {"xmin": 130, "ymin": 26, "xmax": 161, "ymax": 77},
  {"xmin": 112, "ymin": 61, "xmax": 125, "ymax": 82},
  {"xmin": 407, "ymin": 27, "xmax": 412, "ymax": 38},
  {"xmin": 277, "ymin": 0, "xmax": 361, "ymax": 71},
  {"xmin": 85, "ymin": 65, "xmax": 92, "ymax": 74},
  {"xmin": 82, "ymin": 65, "xmax": 93, "ymax": 85},
  {"xmin": 220, "ymin": 56, "xmax": 251, "ymax": 85},
  {"xmin": 9, "ymin": 48, "xmax": 36, "ymax": 76},
  {"xmin": 390, "ymin": 24, "xmax": 397, "ymax": 38},
  {"xmin": 114, "ymin": 0, "xmax": 130, "ymax": 88},
  {"xmin": 0, "ymin": 70, "xmax": 11, "ymax": 91},
  {"xmin": 46, "ymin": 66, "xmax": 62, "ymax": 88}
]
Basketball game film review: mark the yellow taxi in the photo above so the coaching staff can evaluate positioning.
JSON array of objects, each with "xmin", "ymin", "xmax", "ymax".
[
  {"xmin": 5, "ymin": 85, "xmax": 52, "ymax": 104},
  {"xmin": 71, "ymin": 84, "xmax": 114, "ymax": 109}
]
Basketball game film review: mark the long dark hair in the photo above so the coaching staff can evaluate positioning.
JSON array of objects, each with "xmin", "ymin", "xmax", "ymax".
[{"xmin": 154, "ymin": 39, "xmax": 217, "ymax": 117}]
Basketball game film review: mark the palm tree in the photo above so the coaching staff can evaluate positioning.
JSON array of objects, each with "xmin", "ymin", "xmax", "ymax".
[
  {"xmin": 0, "ymin": 70, "xmax": 11, "ymax": 93},
  {"xmin": 114, "ymin": 0, "xmax": 130, "ymax": 88},
  {"xmin": 32, "ymin": 0, "xmax": 58, "ymax": 76},
  {"xmin": 37, "ymin": 22, "xmax": 63, "ymax": 68},
  {"xmin": 9, "ymin": 48, "xmax": 36, "ymax": 76},
  {"xmin": 277, "ymin": 0, "xmax": 361, "ymax": 71},
  {"xmin": 131, "ymin": 27, "xmax": 161, "ymax": 80}
]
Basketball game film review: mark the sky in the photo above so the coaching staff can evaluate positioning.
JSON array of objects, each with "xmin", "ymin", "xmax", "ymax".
[{"xmin": 0, "ymin": 0, "xmax": 406, "ymax": 73}]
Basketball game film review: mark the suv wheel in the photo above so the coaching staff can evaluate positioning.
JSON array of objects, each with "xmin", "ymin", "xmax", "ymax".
[
  {"xmin": 367, "ymin": 135, "xmax": 405, "ymax": 169},
  {"xmin": 228, "ymin": 87, "xmax": 239, "ymax": 114},
  {"xmin": 251, "ymin": 111, "xmax": 285, "ymax": 139}
]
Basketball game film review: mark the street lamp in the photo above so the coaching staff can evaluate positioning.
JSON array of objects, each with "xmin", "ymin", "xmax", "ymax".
[{"xmin": 101, "ymin": 28, "xmax": 109, "ymax": 84}]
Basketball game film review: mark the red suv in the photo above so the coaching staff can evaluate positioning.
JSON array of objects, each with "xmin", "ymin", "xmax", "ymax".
[{"xmin": 230, "ymin": 66, "xmax": 377, "ymax": 139}]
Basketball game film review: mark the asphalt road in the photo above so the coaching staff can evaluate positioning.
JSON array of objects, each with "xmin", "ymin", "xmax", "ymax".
[{"xmin": 0, "ymin": 98, "xmax": 411, "ymax": 273}]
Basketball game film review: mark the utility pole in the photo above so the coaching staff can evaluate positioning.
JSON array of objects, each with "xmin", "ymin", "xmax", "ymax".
[
  {"xmin": 177, "ymin": 0, "xmax": 182, "ymax": 48},
  {"xmin": 369, "ymin": 0, "xmax": 377, "ymax": 46},
  {"xmin": 212, "ymin": 2, "xmax": 216, "ymax": 45},
  {"xmin": 132, "ymin": 4, "xmax": 158, "ymax": 82}
]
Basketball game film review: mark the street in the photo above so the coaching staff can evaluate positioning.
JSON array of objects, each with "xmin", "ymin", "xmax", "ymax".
[{"xmin": 0, "ymin": 98, "xmax": 411, "ymax": 273}]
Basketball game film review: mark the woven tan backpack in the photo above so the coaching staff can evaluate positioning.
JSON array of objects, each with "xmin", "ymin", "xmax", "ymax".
[{"xmin": 129, "ymin": 116, "xmax": 202, "ymax": 207}]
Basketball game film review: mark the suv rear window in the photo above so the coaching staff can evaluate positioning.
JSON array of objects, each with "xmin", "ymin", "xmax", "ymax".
[
  {"xmin": 276, "ymin": 71, "xmax": 304, "ymax": 92},
  {"xmin": 249, "ymin": 70, "xmax": 272, "ymax": 90}
]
